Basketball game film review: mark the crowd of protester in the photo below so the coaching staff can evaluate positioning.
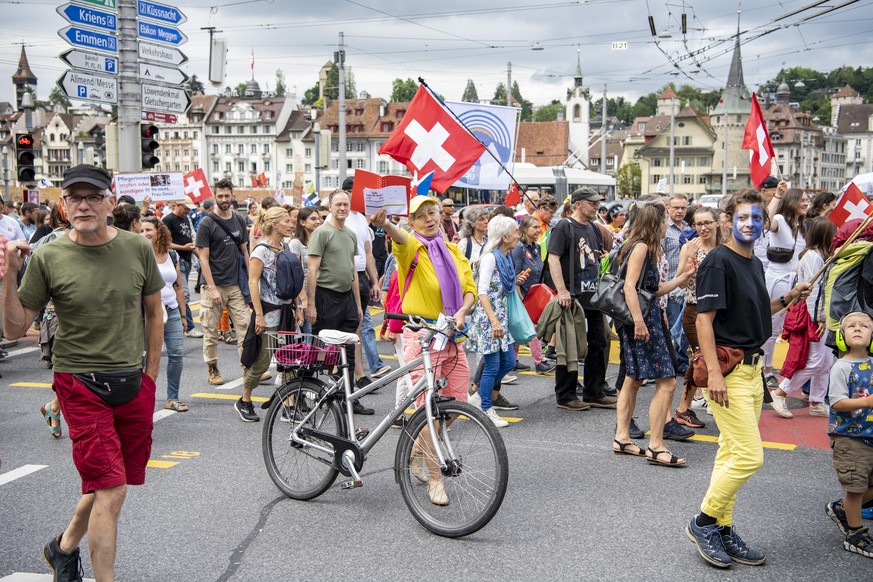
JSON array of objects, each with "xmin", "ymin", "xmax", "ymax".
[{"xmin": 3, "ymin": 163, "xmax": 873, "ymax": 580}]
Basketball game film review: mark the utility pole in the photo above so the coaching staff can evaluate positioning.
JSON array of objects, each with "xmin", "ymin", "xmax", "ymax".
[
  {"xmin": 799, "ymin": 129, "xmax": 805, "ymax": 190},
  {"xmin": 601, "ymin": 85, "xmax": 607, "ymax": 176},
  {"xmin": 337, "ymin": 32, "xmax": 347, "ymax": 185},
  {"xmin": 117, "ymin": 0, "xmax": 141, "ymax": 172},
  {"xmin": 668, "ymin": 97, "xmax": 675, "ymax": 196},
  {"xmin": 507, "ymin": 62, "xmax": 512, "ymax": 107},
  {"xmin": 314, "ymin": 123, "xmax": 321, "ymax": 195},
  {"xmin": 721, "ymin": 116, "xmax": 728, "ymax": 197}
]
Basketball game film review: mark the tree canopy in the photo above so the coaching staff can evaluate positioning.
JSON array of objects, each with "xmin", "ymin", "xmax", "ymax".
[
  {"xmin": 461, "ymin": 79, "xmax": 479, "ymax": 103},
  {"xmin": 390, "ymin": 78, "xmax": 417, "ymax": 102}
]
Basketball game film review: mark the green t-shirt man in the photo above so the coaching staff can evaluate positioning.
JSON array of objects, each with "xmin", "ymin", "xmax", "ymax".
[
  {"xmin": 307, "ymin": 221, "xmax": 358, "ymax": 293},
  {"xmin": 18, "ymin": 228, "xmax": 165, "ymax": 372}
]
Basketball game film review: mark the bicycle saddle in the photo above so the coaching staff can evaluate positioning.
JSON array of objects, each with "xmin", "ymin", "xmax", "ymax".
[{"xmin": 317, "ymin": 329, "xmax": 360, "ymax": 345}]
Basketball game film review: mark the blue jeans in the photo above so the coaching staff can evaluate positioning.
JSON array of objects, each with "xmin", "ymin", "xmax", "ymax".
[
  {"xmin": 178, "ymin": 257, "xmax": 195, "ymax": 332},
  {"xmin": 477, "ymin": 349, "xmax": 516, "ymax": 411},
  {"xmin": 361, "ymin": 308, "xmax": 384, "ymax": 373},
  {"xmin": 666, "ymin": 298, "xmax": 689, "ymax": 373},
  {"xmin": 164, "ymin": 306, "xmax": 185, "ymax": 401}
]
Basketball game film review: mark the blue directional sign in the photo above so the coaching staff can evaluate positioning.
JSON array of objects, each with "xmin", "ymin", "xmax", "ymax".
[
  {"xmin": 58, "ymin": 25, "xmax": 118, "ymax": 55},
  {"xmin": 56, "ymin": 4, "xmax": 117, "ymax": 33},
  {"xmin": 137, "ymin": 20, "xmax": 187, "ymax": 46},
  {"xmin": 137, "ymin": 0, "xmax": 186, "ymax": 26}
]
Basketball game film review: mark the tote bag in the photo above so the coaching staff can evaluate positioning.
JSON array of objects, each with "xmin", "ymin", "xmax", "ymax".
[{"xmin": 507, "ymin": 290, "xmax": 536, "ymax": 344}]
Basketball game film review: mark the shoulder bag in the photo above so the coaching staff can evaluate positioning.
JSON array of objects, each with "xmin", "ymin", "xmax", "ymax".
[
  {"xmin": 766, "ymin": 228, "xmax": 798, "ymax": 264},
  {"xmin": 590, "ymin": 246, "xmax": 654, "ymax": 325},
  {"xmin": 204, "ymin": 213, "xmax": 251, "ymax": 303},
  {"xmin": 508, "ymin": 289, "xmax": 536, "ymax": 344}
]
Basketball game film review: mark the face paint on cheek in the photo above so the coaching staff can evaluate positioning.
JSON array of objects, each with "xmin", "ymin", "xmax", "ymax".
[{"xmin": 732, "ymin": 205, "xmax": 765, "ymax": 246}]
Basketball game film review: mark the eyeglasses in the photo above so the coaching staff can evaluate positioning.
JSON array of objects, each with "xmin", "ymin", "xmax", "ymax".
[
  {"xmin": 63, "ymin": 194, "xmax": 108, "ymax": 205},
  {"xmin": 694, "ymin": 219, "xmax": 717, "ymax": 229},
  {"xmin": 443, "ymin": 204, "xmax": 454, "ymax": 208}
]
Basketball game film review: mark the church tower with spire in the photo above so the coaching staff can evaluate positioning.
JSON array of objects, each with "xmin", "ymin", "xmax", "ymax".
[
  {"xmin": 709, "ymin": 14, "xmax": 752, "ymax": 194},
  {"xmin": 12, "ymin": 46, "xmax": 37, "ymax": 111},
  {"xmin": 566, "ymin": 50, "xmax": 590, "ymax": 169}
]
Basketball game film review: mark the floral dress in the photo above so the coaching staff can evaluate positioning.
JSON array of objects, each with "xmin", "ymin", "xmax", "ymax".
[
  {"xmin": 617, "ymin": 247, "xmax": 676, "ymax": 379},
  {"xmin": 468, "ymin": 264, "xmax": 514, "ymax": 355}
]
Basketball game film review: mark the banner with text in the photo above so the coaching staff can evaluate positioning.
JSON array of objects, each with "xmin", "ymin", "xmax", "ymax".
[
  {"xmin": 115, "ymin": 172, "xmax": 184, "ymax": 202},
  {"xmin": 444, "ymin": 100, "xmax": 518, "ymax": 190}
]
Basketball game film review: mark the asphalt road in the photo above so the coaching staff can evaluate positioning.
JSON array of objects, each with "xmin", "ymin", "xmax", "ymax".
[{"xmin": 1, "ymin": 300, "xmax": 870, "ymax": 581}]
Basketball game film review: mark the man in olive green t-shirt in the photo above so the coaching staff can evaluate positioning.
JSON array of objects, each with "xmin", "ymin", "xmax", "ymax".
[
  {"xmin": 305, "ymin": 190, "xmax": 372, "ymax": 414},
  {"xmin": 2, "ymin": 165, "xmax": 164, "ymax": 582}
]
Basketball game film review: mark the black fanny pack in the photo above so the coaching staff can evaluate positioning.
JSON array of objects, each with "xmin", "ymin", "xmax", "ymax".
[
  {"xmin": 74, "ymin": 369, "xmax": 143, "ymax": 407},
  {"xmin": 766, "ymin": 246, "xmax": 794, "ymax": 263}
]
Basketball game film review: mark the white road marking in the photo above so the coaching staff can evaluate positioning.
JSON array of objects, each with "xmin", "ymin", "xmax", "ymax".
[
  {"xmin": 0, "ymin": 464, "xmax": 48, "ymax": 487},
  {"xmin": 3, "ymin": 347, "xmax": 40, "ymax": 358},
  {"xmin": 213, "ymin": 376, "xmax": 245, "ymax": 391},
  {"xmin": 153, "ymin": 409, "xmax": 176, "ymax": 422},
  {"xmin": 1, "ymin": 574, "xmax": 95, "ymax": 581}
]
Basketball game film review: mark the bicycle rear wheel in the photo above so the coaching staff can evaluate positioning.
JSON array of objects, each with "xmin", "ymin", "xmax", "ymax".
[
  {"xmin": 395, "ymin": 400, "xmax": 508, "ymax": 537},
  {"xmin": 262, "ymin": 380, "xmax": 344, "ymax": 500}
]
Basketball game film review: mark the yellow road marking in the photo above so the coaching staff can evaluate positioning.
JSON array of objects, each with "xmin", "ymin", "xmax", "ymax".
[
  {"xmin": 518, "ymin": 371, "xmax": 555, "ymax": 377},
  {"xmin": 369, "ymin": 306, "xmax": 384, "ymax": 315},
  {"xmin": 644, "ymin": 431, "xmax": 797, "ymax": 451},
  {"xmin": 191, "ymin": 392, "xmax": 269, "ymax": 403},
  {"xmin": 10, "ymin": 382, "xmax": 52, "ymax": 388},
  {"xmin": 147, "ymin": 460, "xmax": 178, "ymax": 469},
  {"xmin": 403, "ymin": 408, "xmax": 522, "ymax": 423}
]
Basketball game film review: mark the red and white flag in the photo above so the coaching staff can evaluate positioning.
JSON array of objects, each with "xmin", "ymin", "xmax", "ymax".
[
  {"xmin": 829, "ymin": 183, "xmax": 873, "ymax": 228},
  {"xmin": 742, "ymin": 93, "xmax": 776, "ymax": 189},
  {"xmin": 182, "ymin": 168, "xmax": 212, "ymax": 203},
  {"xmin": 378, "ymin": 85, "xmax": 485, "ymax": 193},
  {"xmin": 505, "ymin": 182, "xmax": 520, "ymax": 206}
]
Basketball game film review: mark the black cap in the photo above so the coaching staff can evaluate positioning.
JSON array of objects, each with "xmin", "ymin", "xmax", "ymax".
[
  {"xmin": 203, "ymin": 199, "xmax": 215, "ymax": 208},
  {"xmin": 341, "ymin": 176, "xmax": 354, "ymax": 191},
  {"xmin": 570, "ymin": 187, "xmax": 604, "ymax": 203},
  {"xmin": 62, "ymin": 164, "xmax": 112, "ymax": 190},
  {"xmin": 760, "ymin": 176, "xmax": 779, "ymax": 189},
  {"xmin": 117, "ymin": 195, "xmax": 136, "ymax": 205}
]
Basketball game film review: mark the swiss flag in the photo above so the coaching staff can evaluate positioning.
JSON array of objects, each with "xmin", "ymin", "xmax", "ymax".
[
  {"xmin": 829, "ymin": 183, "xmax": 873, "ymax": 228},
  {"xmin": 742, "ymin": 93, "xmax": 776, "ymax": 188},
  {"xmin": 182, "ymin": 168, "xmax": 213, "ymax": 203},
  {"xmin": 505, "ymin": 182, "xmax": 520, "ymax": 206},
  {"xmin": 378, "ymin": 85, "xmax": 485, "ymax": 193}
]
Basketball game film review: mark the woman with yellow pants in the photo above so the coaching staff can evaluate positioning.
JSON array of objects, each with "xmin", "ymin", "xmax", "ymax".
[{"xmin": 686, "ymin": 189, "xmax": 811, "ymax": 569}]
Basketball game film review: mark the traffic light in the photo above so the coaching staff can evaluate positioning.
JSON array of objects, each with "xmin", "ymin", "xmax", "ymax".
[
  {"xmin": 15, "ymin": 133, "xmax": 35, "ymax": 184},
  {"xmin": 140, "ymin": 123, "xmax": 160, "ymax": 169}
]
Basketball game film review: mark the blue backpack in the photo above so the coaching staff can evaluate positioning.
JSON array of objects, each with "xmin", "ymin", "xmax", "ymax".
[{"xmin": 256, "ymin": 242, "xmax": 305, "ymax": 301}]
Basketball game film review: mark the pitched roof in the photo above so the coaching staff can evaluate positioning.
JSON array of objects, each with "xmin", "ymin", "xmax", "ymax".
[
  {"xmin": 277, "ymin": 109, "xmax": 313, "ymax": 142},
  {"xmin": 658, "ymin": 87, "xmax": 678, "ymax": 100},
  {"xmin": 204, "ymin": 96, "xmax": 286, "ymax": 124},
  {"xmin": 317, "ymin": 98, "xmax": 413, "ymax": 139},
  {"xmin": 12, "ymin": 46, "xmax": 36, "ymax": 84},
  {"xmin": 833, "ymin": 85, "xmax": 859, "ymax": 99},
  {"xmin": 514, "ymin": 121, "xmax": 569, "ymax": 166},
  {"xmin": 835, "ymin": 103, "xmax": 873, "ymax": 135}
]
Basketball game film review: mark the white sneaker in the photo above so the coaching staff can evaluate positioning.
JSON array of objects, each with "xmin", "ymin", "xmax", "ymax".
[
  {"xmin": 485, "ymin": 407, "xmax": 509, "ymax": 428},
  {"xmin": 501, "ymin": 375, "xmax": 518, "ymax": 385},
  {"xmin": 468, "ymin": 390, "xmax": 482, "ymax": 410},
  {"xmin": 410, "ymin": 449, "xmax": 429, "ymax": 483},
  {"xmin": 770, "ymin": 394, "xmax": 794, "ymax": 418},
  {"xmin": 809, "ymin": 402, "xmax": 829, "ymax": 417},
  {"xmin": 691, "ymin": 396, "xmax": 708, "ymax": 410}
]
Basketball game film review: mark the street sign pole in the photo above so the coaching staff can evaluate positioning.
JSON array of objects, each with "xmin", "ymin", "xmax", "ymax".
[{"xmin": 118, "ymin": 0, "xmax": 141, "ymax": 172}]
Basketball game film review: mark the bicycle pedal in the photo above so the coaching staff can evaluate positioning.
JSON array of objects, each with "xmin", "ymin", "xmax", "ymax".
[
  {"xmin": 356, "ymin": 428, "xmax": 370, "ymax": 440},
  {"xmin": 340, "ymin": 479, "xmax": 363, "ymax": 490}
]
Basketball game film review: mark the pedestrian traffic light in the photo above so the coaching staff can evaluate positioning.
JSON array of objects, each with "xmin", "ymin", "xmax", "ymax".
[
  {"xmin": 140, "ymin": 123, "xmax": 160, "ymax": 169},
  {"xmin": 15, "ymin": 133, "xmax": 35, "ymax": 183}
]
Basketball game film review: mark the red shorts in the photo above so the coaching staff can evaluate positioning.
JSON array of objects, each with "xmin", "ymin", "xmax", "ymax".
[{"xmin": 54, "ymin": 372, "xmax": 156, "ymax": 494}]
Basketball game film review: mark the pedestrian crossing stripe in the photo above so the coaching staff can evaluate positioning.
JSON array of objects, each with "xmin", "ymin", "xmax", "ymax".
[
  {"xmin": 688, "ymin": 433, "xmax": 796, "ymax": 451},
  {"xmin": 404, "ymin": 408, "xmax": 522, "ymax": 423},
  {"xmin": 191, "ymin": 392, "xmax": 269, "ymax": 403}
]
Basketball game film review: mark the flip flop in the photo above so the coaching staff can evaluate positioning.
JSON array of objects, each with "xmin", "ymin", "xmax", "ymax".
[
  {"xmin": 612, "ymin": 439, "xmax": 645, "ymax": 457},
  {"xmin": 164, "ymin": 400, "xmax": 189, "ymax": 412},
  {"xmin": 40, "ymin": 402, "xmax": 62, "ymax": 439},
  {"xmin": 646, "ymin": 448, "xmax": 687, "ymax": 468}
]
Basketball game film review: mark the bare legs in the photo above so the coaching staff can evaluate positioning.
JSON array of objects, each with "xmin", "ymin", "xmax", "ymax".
[{"xmin": 59, "ymin": 484, "xmax": 127, "ymax": 582}]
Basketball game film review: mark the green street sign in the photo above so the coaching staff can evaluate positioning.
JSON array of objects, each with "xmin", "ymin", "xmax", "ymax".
[{"xmin": 76, "ymin": 0, "xmax": 117, "ymax": 9}]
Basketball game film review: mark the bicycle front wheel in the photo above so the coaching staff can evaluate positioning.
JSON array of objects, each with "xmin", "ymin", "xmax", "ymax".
[
  {"xmin": 262, "ymin": 380, "xmax": 343, "ymax": 500},
  {"xmin": 395, "ymin": 400, "xmax": 509, "ymax": 537}
]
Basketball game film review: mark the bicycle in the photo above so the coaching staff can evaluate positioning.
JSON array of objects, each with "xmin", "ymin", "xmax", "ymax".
[{"xmin": 260, "ymin": 313, "xmax": 509, "ymax": 537}]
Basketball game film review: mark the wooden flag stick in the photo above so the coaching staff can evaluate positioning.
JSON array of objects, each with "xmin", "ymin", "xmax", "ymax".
[{"xmin": 782, "ymin": 211, "xmax": 873, "ymax": 311}]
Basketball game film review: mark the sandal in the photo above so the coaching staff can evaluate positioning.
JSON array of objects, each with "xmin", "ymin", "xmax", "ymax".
[
  {"xmin": 646, "ymin": 447, "xmax": 687, "ymax": 468},
  {"xmin": 612, "ymin": 439, "xmax": 645, "ymax": 457},
  {"xmin": 40, "ymin": 402, "xmax": 62, "ymax": 439},
  {"xmin": 164, "ymin": 400, "xmax": 189, "ymax": 412}
]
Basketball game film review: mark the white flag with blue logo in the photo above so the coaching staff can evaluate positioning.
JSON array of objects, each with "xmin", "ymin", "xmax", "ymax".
[{"xmin": 444, "ymin": 101, "xmax": 518, "ymax": 190}]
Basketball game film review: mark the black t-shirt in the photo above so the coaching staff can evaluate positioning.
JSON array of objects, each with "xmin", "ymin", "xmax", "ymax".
[
  {"xmin": 162, "ymin": 212, "xmax": 194, "ymax": 262},
  {"xmin": 547, "ymin": 217, "xmax": 602, "ymax": 304},
  {"xmin": 370, "ymin": 224, "xmax": 387, "ymax": 278},
  {"xmin": 194, "ymin": 213, "xmax": 247, "ymax": 286},
  {"xmin": 696, "ymin": 245, "xmax": 771, "ymax": 350}
]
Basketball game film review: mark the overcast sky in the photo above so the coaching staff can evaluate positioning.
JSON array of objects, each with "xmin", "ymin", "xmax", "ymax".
[{"xmin": 1, "ymin": 0, "xmax": 872, "ymax": 111}]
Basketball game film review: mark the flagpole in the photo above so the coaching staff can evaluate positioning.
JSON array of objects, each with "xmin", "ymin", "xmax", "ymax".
[{"xmin": 418, "ymin": 77, "xmax": 536, "ymax": 208}]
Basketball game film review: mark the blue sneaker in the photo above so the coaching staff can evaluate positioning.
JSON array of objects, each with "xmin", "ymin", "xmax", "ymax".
[
  {"xmin": 862, "ymin": 507, "xmax": 873, "ymax": 520},
  {"xmin": 719, "ymin": 526, "xmax": 766, "ymax": 565},
  {"xmin": 686, "ymin": 516, "xmax": 732, "ymax": 568}
]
